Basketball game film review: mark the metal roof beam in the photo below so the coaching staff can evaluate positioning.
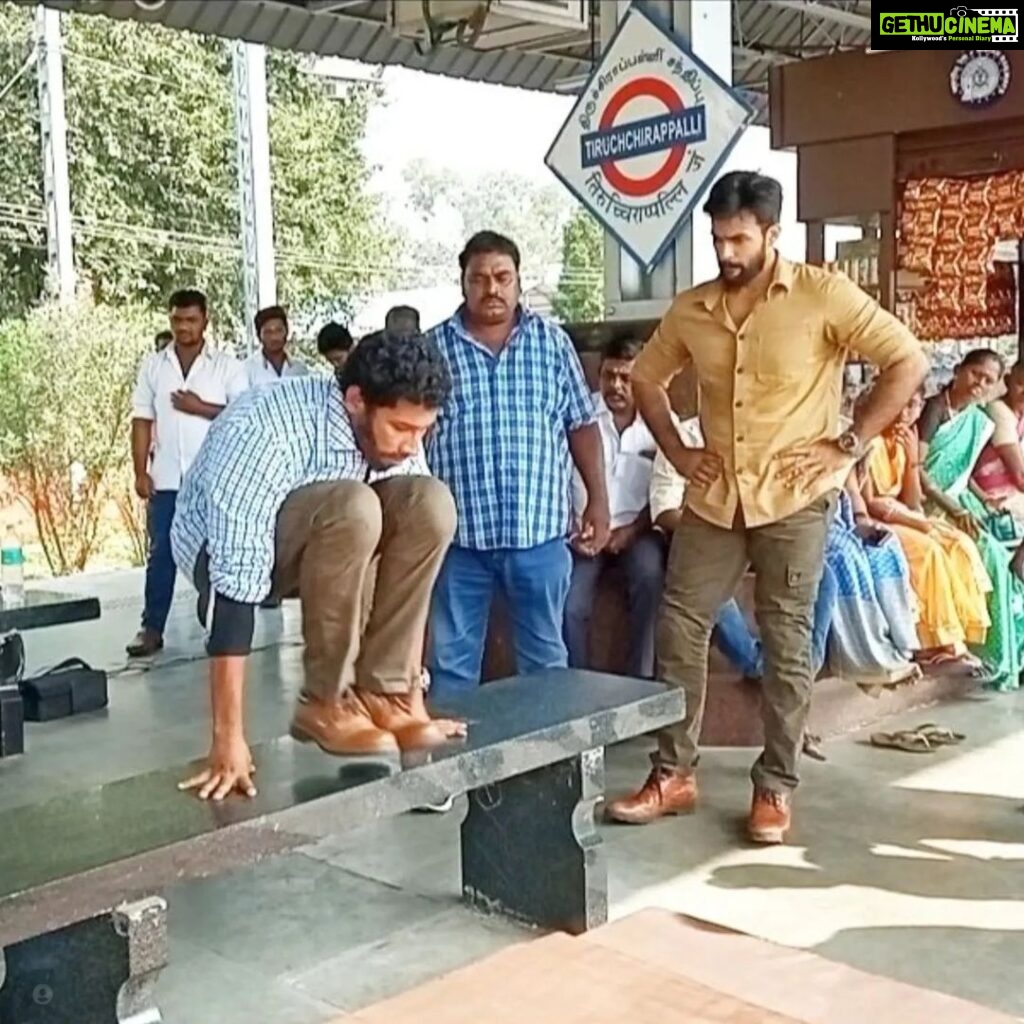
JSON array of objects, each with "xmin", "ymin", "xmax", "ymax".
[
  {"xmin": 733, "ymin": 45, "xmax": 795, "ymax": 65},
  {"xmin": 762, "ymin": 0, "xmax": 871, "ymax": 33}
]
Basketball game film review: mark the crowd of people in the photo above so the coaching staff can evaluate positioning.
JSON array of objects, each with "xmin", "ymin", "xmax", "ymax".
[{"xmin": 125, "ymin": 169, "xmax": 1024, "ymax": 846}]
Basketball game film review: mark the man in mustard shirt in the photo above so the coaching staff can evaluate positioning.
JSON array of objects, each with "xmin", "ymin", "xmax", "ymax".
[{"xmin": 605, "ymin": 171, "xmax": 928, "ymax": 843}]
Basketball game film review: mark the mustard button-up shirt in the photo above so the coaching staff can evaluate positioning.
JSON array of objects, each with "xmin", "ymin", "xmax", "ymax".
[{"xmin": 632, "ymin": 256, "xmax": 922, "ymax": 529}]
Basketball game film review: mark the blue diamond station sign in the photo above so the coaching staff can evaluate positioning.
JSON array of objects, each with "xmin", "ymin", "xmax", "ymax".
[{"xmin": 546, "ymin": 4, "xmax": 755, "ymax": 272}]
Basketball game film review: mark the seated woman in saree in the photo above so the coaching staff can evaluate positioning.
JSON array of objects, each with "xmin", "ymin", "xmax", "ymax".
[
  {"xmin": 823, "ymin": 467, "xmax": 921, "ymax": 686},
  {"xmin": 972, "ymin": 361, "xmax": 1024, "ymax": 528},
  {"xmin": 862, "ymin": 387, "xmax": 991, "ymax": 669},
  {"xmin": 918, "ymin": 348, "xmax": 1024, "ymax": 690}
]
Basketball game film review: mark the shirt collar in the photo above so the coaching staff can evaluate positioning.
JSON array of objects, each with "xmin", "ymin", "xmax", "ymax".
[
  {"xmin": 326, "ymin": 387, "xmax": 358, "ymax": 454},
  {"xmin": 163, "ymin": 341, "xmax": 209, "ymax": 366},
  {"xmin": 450, "ymin": 304, "xmax": 530, "ymax": 345},
  {"xmin": 699, "ymin": 251, "xmax": 792, "ymax": 311}
]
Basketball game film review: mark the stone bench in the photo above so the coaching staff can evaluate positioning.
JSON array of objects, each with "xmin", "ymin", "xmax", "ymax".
[{"xmin": 0, "ymin": 669, "xmax": 682, "ymax": 1024}]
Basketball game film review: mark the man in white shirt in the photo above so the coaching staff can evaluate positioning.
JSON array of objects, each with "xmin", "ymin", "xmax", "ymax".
[
  {"xmin": 565, "ymin": 337, "xmax": 662, "ymax": 678},
  {"xmin": 244, "ymin": 305, "xmax": 309, "ymax": 387},
  {"xmin": 126, "ymin": 289, "xmax": 249, "ymax": 658}
]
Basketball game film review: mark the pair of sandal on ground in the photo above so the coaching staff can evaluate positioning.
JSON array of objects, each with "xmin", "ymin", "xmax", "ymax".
[{"xmin": 869, "ymin": 722, "xmax": 966, "ymax": 753}]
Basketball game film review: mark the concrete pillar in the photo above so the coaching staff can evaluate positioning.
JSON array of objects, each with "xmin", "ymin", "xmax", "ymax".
[
  {"xmin": 232, "ymin": 41, "xmax": 276, "ymax": 352},
  {"xmin": 601, "ymin": 0, "xmax": 733, "ymax": 321},
  {"xmin": 35, "ymin": 6, "xmax": 74, "ymax": 305}
]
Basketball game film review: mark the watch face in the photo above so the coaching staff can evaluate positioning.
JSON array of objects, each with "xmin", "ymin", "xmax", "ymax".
[{"xmin": 950, "ymin": 50, "xmax": 1012, "ymax": 106}]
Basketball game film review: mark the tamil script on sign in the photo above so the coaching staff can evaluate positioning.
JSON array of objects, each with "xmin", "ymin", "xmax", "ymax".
[{"xmin": 545, "ymin": 5, "xmax": 753, "ymax": 272}]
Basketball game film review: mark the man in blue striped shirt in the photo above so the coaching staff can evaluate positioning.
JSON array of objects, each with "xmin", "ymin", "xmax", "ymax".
[
  {"xmin": 171, "ymin": 332, "xmax": 465, "ymax": 801},
  {"xmin": 426, "ymin": 231, "xmax": 610, "ymax": 701}
]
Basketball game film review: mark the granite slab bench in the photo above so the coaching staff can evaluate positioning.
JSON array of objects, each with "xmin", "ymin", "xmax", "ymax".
[{"xmin": 0, "ymin": 669, "xmax": 682, "ymax": 1024}]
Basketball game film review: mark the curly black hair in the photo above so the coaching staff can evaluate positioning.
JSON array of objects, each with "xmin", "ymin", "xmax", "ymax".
[{"xmin": 338, "ymin": 330, "xmax": 452, "ymax": 409}]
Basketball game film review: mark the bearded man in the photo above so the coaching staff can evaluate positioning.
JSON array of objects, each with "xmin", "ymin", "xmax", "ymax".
[{"xmin": 604, "ymin": 171, "xmax": 928, "ymax": 843}]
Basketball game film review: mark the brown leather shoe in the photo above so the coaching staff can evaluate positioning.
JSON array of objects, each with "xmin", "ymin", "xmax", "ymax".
[
  {"xmin": 289, "ymin": 692, "xmax": 399, "ymax": 757},
  {"xmin": 357, "ymin": 686, "xmax": 461, "ymax": 751},
  {"xmin": 748, "ymin": 788, "xmax": 791, "ymax": 844},
  {"xmin": 126, "ymin": 628, "xmax": 163, "ymax": 658},
  {"xmin": 604, "ymin": 768, "xmax": 698, "ymax": 825}
]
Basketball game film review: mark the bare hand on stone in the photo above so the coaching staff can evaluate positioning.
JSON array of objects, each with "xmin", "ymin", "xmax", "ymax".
[{"xmin": 179, "ymin": 735, "xmax": 257, "ymax": 801}]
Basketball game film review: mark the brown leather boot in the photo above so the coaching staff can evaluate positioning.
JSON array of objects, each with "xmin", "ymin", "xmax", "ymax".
[
  {"xmin": 289, "ymin": 692, "xmax": 399, "ymax": 756},
  {"xmin": 126, "ymin": 628, "xmax": 163, "ymax": 658},
  {"xmin": 748, "ymin": 788, "xmax": 791, "ymax": 844},
  {"xmin": 357, "ymin": 686, "xmax": 465, "ymax": 751},
  {"xmin": 604, "ymin": 768, "xmax": 698, "ymax": 825}
]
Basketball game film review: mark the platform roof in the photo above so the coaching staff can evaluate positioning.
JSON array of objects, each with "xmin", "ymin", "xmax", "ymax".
[{"xmin": 39, "ymin": 0, "xmax": 872, "ymax": 125}]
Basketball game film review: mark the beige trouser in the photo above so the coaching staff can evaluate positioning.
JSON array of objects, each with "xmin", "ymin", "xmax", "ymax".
[
  {"xmin": 270, "ymin": 476, "xmax": 456, "ymax": 699},
  {"xmin": 656, "ymin": 492, "xmax": 835, "ymax": 793}
]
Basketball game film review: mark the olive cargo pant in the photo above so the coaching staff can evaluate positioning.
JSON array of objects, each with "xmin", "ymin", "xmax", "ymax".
[{"xmin": 656, "ymin": 493, "xmax": 836, "ymax": 793}]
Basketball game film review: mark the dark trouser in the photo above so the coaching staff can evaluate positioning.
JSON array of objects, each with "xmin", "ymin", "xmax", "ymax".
[
  {"xmin": 142, "ymin": 490, "xmax": 178, "ymax": 634},
  {"xmin": 564, "ymin": 532, "xmax": 665, "ymax": 678},
  {"xmin": 657, "ymin": 493, "xmax": 835, "ymax": 793}
]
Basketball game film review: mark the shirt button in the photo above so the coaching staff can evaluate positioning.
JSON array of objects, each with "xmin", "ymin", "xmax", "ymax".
[
  {"xmin": 737, "ymin": 435, "xmax": 745, "ymax": 443},
  {"xmin": 735, "ymin": 400, "xmax": 743, "ymax": 409},
  {"xmin": 736, "ymin": 366, "xmax": 745, "ymax": 374}
]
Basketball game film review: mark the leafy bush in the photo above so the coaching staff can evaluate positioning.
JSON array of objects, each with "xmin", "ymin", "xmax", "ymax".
[{"xmin": 0, "ymin": 298, "xmax": 155, "ymax": 574}]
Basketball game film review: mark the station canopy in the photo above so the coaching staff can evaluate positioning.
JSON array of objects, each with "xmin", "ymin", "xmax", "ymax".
[{"xmin": 39, "ymin": 0, "xmax": 872, "ymax": 125}]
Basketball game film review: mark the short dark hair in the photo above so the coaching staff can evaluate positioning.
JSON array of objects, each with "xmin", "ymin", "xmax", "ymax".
[
  {"xmin": 316, "ymin": 321, "xmax": 353, "ymax": 356},
  {"xmin": 384, "ymin": 305, "xmax": 420, "ymax": 336},
  {"xmin": 601, "ymin": 337, "xmax": 642, "ymax": 363},
  {"xmin": 458, "ymin": 231, "xmax": 521, "ymax": 275},
  {"xmin": 962, "ymin": 348, "xmax": 1005, "ymax": 372},
  {"xmin": 255, "ymin": 304, "xmax": 287, "ymax": 335},
  {"xmin": 702, "ymin": 171, "xmax": 783, "ymax": 228},
  {"xmin": 154, "ymin": 330, "xmax": 173, "ymax": 350},
  {"xmin": 168, "ymin": 288, "xmax": 207, "ymax": 314},
  {"xmin": 338, "ymin": 330, "xmax": 451, "ymax": 409}
]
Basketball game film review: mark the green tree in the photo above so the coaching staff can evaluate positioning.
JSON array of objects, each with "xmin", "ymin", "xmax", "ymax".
[
  {"xmin": 399, "ymin": 159, "xmax": 575, "ymax": 286},
  {"xmin": 552, "ymin": 207, "xmax": 604, "ymax": 323},
  {"xmin": 0, "ymin": 297, "xmax": 154, "ymax": 574},
  {"xmin": 0, "ymin": 5, "xmax": 393, "ymax": 333}
]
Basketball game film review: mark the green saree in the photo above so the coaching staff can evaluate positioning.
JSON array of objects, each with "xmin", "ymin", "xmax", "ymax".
[{"xmin": 924, "ymin": 405, "xmax": 1024, "ymax": 690}]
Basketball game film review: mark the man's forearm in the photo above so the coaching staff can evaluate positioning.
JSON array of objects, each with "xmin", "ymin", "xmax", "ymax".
[
  {"xmin": 634, "ymin": 381, "xmax": 692, "ymax": 468},
  {"xmin": 131, "ymin": 418, "xmax": 152, "ymax": 478},
  {"xmin": 210, "ymin": 655, "xmax": 247, "ymax": 740},
  {"xmin": 851, "ymin": 352, "xmax": 929, "ymax": 443},
  {"xmin": 199, "ymin": 401, "xmax": 226, "ymax": 421},
  {"xmin": 568, "ymin": 423, "xmax": 608, "ymax": 506},
  {"xmin": 655, "ymin": 509, "xmax": 682, "ymax": 533}
]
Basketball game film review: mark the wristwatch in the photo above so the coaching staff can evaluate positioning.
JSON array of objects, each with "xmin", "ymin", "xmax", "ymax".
[{"xmin": 836, "ymin": 428, "xmax": 866, "ymax": 459}]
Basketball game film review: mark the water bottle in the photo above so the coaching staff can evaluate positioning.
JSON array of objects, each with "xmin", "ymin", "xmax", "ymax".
[{"xmin": 1, "ymin": 526, "xmax": 25, "ymax": 607}]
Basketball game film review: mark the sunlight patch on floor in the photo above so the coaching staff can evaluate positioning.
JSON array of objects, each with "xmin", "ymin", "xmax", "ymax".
[{"xmin": 892, "ymin": 731, "xmax": 1024, "ymax": 800}]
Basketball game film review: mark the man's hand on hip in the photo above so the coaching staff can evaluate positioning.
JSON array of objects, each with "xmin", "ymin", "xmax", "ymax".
[
  {"xmin": 775, "ymin": 440, "xmax": 854, "ymax": 490},
  {"xmin": 674, "ymin": 448, "xmax": 723, "ymax": 489}
]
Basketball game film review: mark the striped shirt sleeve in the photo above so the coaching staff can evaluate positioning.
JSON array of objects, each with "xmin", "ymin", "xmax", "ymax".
[{"xmin": 203, "ymin": 424, "xmax": 295, "ymax": 603}]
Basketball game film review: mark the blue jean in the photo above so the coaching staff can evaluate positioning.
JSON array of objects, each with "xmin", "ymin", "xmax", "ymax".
[
  {"xmin": 142, "ymin": 490, "xmax": 178, "ymax": 634},
  {"xmin": 713, "ymin": 563, "xmax": 838, "ymax": 679},
  {"xmin": 564, "ymin": 532, "xmax": 665, "ymax": 678},
  {"xmin": 427, "ymin": 539, "xmax": 572, "ymax": 703}
]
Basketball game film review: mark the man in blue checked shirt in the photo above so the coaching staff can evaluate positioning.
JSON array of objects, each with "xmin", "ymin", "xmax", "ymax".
[
  {"xmin": 426, "ymin": 231, "xmax": 611, "ymax": 701},
  {"xmin": 171, "ymin": 332, "xmax": 466, "ymax": 802}
]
